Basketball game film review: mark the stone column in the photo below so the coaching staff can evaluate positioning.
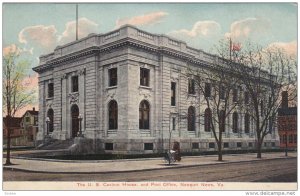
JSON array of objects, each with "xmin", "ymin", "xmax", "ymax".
[
  {"xmin": 36, "ymin": 81, "xmax": 45, "ymax": 141},
  {"xmin": 61, "ymin": 74, "xmax": 68, "ymax": 139},
  {"xmin": 78, "ymin": 68, "xmax": 86, "ymax": 134}
]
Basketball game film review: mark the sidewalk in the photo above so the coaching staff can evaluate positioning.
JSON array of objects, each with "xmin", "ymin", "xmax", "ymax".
[{"xmin": 3, "ymin": 152, "xmax": 297, "ymax": 174}]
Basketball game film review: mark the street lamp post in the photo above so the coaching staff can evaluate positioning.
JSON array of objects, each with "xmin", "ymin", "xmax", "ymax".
[
  {"xmin": 285, "ymin": 131, "xmax": 288, "ymax": 157},
  {"xmin": 46, "ymin": 117, "xmax": 50, "ymax": 136},
  {"xmin": 78, "ymin": 114, "xmax": 83, "ymax": 137}
]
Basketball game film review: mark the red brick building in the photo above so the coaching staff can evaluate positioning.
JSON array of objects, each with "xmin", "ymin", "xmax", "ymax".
[{"xmin": 277, "ymin": 91, "xmax": 297, "ymax": 149}]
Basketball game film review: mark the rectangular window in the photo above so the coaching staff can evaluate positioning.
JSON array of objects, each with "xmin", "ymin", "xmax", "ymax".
[
  {"xmin": 289, "ymin": 135, "xmax": 293, "ymax": 143},
  {"xmin": 244, "ymin": 91, "xmax": 249, "ymax": 104},
  {"xmin": 233, "ymin": 88, "xmax": 238, "ymax": 102},
  {"xmin": 48, "ymin": 83, "xmax": 54, "ymax": 98},
  {"xmin": 209, "ymin": 142, "xmax": 215, "ymax": 148},
  {"xmin": 25, "ymin": 117, "xmax": 30, "ymax": 123},
  {"xmin": 249, "ymin": 142, "xmax": 253, "ymax": 147},
  {"xmin": 171, "ymin": 82, "xmax": 176, "ymax": 106},
  {"xmin": 205, "ymin": 83, "xmax": 211, "ymax": 97},
  {"xmin": 140, "ymin": 68, "xmax": 150, "ymax": 86},
  {"xmin": 144, "ymin": 143, "xmax": 153, "ymax": 150},
  {"xmin": 172, "ymin": 117, "xmax": 176, "ymax": 130},
  {"xmin": 261, "ymin": 100, "xmax": 264, "ymax": 116},
  {"xmin": 294, "ymin": 134, "xmax": 297, "ymax": 144},
  {"xmin": 283, "ymin": 135, "xmax": 287, "ymax": 143},
  {"xmin": 109, "ymin": 68, "xmax": 117, "ymax": 86},
  {"xmin": 188, "ymin": 79, "xmax": 195, "ymax": 94},
  {"xmin": 219, "ymin": 85, "xmax": 225, "ymax": 100},
  {"xmin": 281, "ymin": 91, "xmax": 288, "ymax": 108},
  {"xmin": 272, "ymin": 142, "xmax": 275, "ymax": 147},
  {"xmin": 220, "ymin": 110, "xmax": 225, "ymax": 132},
  {"xmin": 192, "ymin": 143, "xmax": 199, "ymax": 149},
  {"xmin": 105, "ymin": 143, "xmax": 113, "ymax": 150},
  {"xmin": 237, "ymin": 142, "xmax": 242, "ymax": 148},
  {"xmin": 223, "ymin": 142, "xmax": 229, "ymax": 148},
  {"xmin": 72, "ymin": 76, "xmax": 79, "ymax": 92}
]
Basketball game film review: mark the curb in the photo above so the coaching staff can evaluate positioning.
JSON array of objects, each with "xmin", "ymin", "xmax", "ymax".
[
  {"xmin": 3, "ymin": 156, "xmax": 296, "ymax": 175},
  {"xmin": 9, "ymin": 152, "xmax": 286, "ymax": 163}
]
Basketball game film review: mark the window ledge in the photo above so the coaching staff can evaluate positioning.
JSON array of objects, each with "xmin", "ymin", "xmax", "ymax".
[
  {"xmin": 139, "ymin": 85, "xmax": 152, "ymax": 90},
  {"xmin": 188, "ymin": 94, "xmax": 196, "ymax": 97},
  {"xmin": 107, "ymin": 86, "xmax": 117, "ymax": 90},
  {"xmin": 140, "ymin": 129, "xmax": 151, "ymax": 133},
  {"xmin": 46, "ymin": 97, "xmax": 53, "ymax": 100},
  {"xmin": 70, "ymin": 91, "xmax": 79, "ymax": 95}
]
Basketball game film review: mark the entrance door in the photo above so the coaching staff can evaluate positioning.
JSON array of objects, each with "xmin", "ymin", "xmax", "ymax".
[{"xmin": 71, "ymin": 105, "xmax": 79, "ymax": 138}]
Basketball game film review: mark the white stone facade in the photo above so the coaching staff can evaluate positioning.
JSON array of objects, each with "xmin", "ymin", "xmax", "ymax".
[{"xmin": 33, "ymin": 25, "xmax": 279, "ymax": 154}]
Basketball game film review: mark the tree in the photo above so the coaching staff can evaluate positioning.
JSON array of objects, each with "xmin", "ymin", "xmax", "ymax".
[
  {"xmin": 185, "ymin": 57, "xmax": 241, "ymax": 161},
  {"xmin": 228, "ymin": 42, "xmax": 297, "ymax": 158},
  {"xmin": 3, "ymin": 50, "xmax": 36, "ymax": 165}
]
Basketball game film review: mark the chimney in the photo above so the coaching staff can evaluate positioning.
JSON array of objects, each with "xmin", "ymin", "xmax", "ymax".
[
  {"xmin": 281, "ymin": 91, "xmax": 288, "ymax": 108},
  {"xmin": 33, "ymin": 107, "xmax": 35, "ymax": 111}
]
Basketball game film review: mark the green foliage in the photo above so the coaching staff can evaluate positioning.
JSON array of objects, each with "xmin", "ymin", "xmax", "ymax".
[{"xmin": 2, "ymin": 51, "xmax": 36, "ymax": 117}]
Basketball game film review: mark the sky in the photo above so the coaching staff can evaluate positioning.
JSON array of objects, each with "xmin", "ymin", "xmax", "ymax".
[{"xmin": 2, "ymin": 2, "xmax": 298, "ymax": 116}]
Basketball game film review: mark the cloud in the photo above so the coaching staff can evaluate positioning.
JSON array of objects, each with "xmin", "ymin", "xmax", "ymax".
[
  {"xmin": 115, "ymin": 11, "xmax": 168, "ymax": 28},
  {"xmin": 225, "ymin": 18, "xmax": 271, "ymax": 42},
  {"xmin": 18, "ymin": 18, "xmax": 99, "ymax": 53},
  {"xmin": 267, "ymin": 40, "xmax": 297, "ymax": 58},
  {"xmin": 58, "ymin": 18, "xmax": 99, "ymax": 45},
  {"xmin": 18, "ymin": 25, "xmax": 58, "ymax": 52},
  {"xmin": 169, "ymin": 21, "xmax": 221, "ymax": 38}
]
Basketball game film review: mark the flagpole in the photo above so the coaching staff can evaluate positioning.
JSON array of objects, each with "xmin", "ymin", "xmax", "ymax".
[{"xmin": 76, "ymin": 4, "xmax": 78, "ymax": 41}]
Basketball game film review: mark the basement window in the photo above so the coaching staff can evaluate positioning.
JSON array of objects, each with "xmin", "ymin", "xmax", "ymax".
[
  {"xmin": 144, "ymin": 143, "xmax": 153, "ymax": 150},
  {"xmin": 105, "ymin": 143, "xmax": 113, "ymax": 150},
  {"xmin": 223, "ymin": 142, "xmax": 229, "ymax": 148},
  {"xmin": 192, "ymin": 143, "xmax": 199, "ymax": 149},
  {"xmin": 209, "ymin": 142, "xmax": 215, "ymax": 148}
]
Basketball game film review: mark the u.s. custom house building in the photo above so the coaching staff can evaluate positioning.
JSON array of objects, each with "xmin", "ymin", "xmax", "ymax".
[{"xmin": 33, "ymin": 25, "xmax": 278, "ymax": 154}]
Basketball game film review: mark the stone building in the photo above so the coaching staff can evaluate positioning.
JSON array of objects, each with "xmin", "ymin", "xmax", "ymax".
[{"xmin": 33, "ymin": 25, "xmax": 278, "ymax": 154}]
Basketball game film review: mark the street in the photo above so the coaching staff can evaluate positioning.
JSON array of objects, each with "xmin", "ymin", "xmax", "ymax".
[{"xmin": 3, "ymin": 157, "xmax": 296, "ymax": 182}]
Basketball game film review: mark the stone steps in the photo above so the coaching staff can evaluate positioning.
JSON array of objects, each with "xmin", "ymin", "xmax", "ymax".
[{"xmin": 38, "ymin": 139, "xmax": 74, "ymax": 150}]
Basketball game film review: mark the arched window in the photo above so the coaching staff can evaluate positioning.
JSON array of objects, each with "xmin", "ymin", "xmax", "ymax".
[
  {"xmin": 71, "ymin": 105, "xmax": 79, "ymax": 138},
  {"xmin": 220, "ymin": 110, "xmax": 225, "ymax": 132},
  {"xmin": 47, "ymin": 109, "xmax": 54, "ymax": 133},
  {"xmin": 108, "ymin": 100, "xmax": 118, "ymax": 130},
  {"xmin": 245, "ymin": 113, "xmax": 250, "ymax": 133},
  {"xmin": 232, "ymin": 112, "xmax": 238, "ymax": 133},
  {"xmin": 188, "ymin": 106, "xmax": 196, "ymax": 131},
  {"xmin": 139, "ymin": 100, "xmax": 150, "ymax": 129},
  {"xmin": 205, "ymin": 108, "xmax": 212, "ymax": 132}
]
